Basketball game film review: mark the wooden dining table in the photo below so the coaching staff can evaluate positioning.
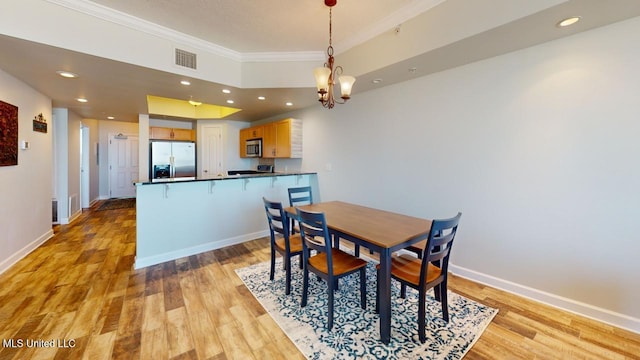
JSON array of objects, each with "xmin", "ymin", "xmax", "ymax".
[{"xmin": 284, "ymin": 201, "xmax": 432, "ymax": 344}]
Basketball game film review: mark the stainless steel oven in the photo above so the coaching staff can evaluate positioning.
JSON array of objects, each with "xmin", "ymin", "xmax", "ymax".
[{"xmin": 246, "ymin": 139, "xmax": 262, "ymax": 157}]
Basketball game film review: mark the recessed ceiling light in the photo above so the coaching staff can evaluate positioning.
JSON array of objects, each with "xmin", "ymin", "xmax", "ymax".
[
  {"xmin": 372, "ymin": 79, "xmax": 383, "ymax": 84},
  {"xmin": 222, "ymin": 89, "xmax": 231, "ymax": 94},
  {"xmin": 285, "ymin": 102, "xmax": 293, "ymax": 106},
  {"xmin": 76, "ymin": 98, "xmax": 88, "ymax": 103},
  {"xmin": 107, "ymin": 116, "xmax": 115, "ymax": 120},
  {"xmin": 258, "ymin": 96, "xmax": 266, "ymax": 101},
  {"xmin": 557, "ymin": 16, "xmax": 581, "ymax": 27},
  {"xmin": 226, "ymin": 100, "xmax": 234, "ymax": 104},
  {"xmin": 57, "ymin": 71, "xmax": 78, "ymax": 78},
  {"xmin": 180, "ymin": 80, "xmax": 191, "ymax": 86}
]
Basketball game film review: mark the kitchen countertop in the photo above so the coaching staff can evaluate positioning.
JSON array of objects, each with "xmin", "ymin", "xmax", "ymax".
[{"xmin": 134, "ymin": 171, "xmax": 316, "ymax": 185}]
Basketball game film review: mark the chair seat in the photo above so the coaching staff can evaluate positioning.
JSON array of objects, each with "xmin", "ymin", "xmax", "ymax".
[
  {"xmin": 389, "ymin": 253, "xmax": 442, "ymax": 286},
  {"xmin": 309, "ymin": 249, "xmax": 368, "ymax": 276},
  {"xmin": 275, "ymin": 234, "xmax": 304, "ymax": 253}
]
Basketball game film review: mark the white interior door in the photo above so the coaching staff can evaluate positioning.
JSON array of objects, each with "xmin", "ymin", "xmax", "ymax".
[
  {"xmin": 109, "ymin": 134, "xmax": 138, "ymax": 198},
  {"xmin": 201, "ymin": 125, "xmax": 223, "ymax": 177}
]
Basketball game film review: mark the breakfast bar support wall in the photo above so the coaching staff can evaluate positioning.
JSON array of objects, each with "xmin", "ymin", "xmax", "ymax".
[{"xmin": 134, "ymin": 173, "xmax": 316, "ymax": 268}]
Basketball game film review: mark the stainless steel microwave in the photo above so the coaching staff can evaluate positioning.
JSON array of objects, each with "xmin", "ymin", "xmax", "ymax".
[{"xmin": 246, "ymin": 139, "xmax": 262, "ymax": 157}]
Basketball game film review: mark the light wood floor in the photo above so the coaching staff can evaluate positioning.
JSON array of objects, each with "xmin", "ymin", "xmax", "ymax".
[{"xmin": 1, "ymin": 203, "xmax": 639, "ymax": 360}]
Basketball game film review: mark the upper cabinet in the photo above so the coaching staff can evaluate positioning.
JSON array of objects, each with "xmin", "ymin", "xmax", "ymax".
[
  {"xmin": 239, "ymin": 119, "xmax": 301, "ymax": 158},
  {"xmin": 245, "ymin": 126, "xmax": 263, "ymax": 140},
  {"xmin": 239, "ymin": 125, "xmax": 264, "ymax": 157},
  {"xmin": 263, "ymin": 118, "xmax": 302, "ymax": 159},
  {"xmin": 150, "ymin": 127, "xmax": 195, "ymax": 141}
]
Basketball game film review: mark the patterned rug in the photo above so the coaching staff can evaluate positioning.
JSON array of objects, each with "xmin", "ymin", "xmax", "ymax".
[
  {"xmin": 236, "ymin": 258, "xmax": 497, "ymax": 360},
  {"xmin": 97, "ymin": 198, "xmax": 136, "ymax": 211}
]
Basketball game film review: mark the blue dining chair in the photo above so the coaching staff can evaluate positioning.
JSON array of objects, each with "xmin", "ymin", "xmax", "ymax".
[
  {"xmin": 376, "ymin": 212, "xmax": 462, "ymax": 343},
  {"xmin": 263, "ymin": 197, "xmax": 304, "ymax": 295},
  {"xmin": 287, "ymin": 186, "xmax": 313, "ymax": 234},
  {"xmin": 297, "ymin": 208, "xmax": 368, "ymax": 330}
]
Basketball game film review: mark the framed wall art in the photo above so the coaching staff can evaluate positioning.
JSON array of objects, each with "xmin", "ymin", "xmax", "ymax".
[
  {"xmin": 33, "ymin": 113, "xmax": 47, "ymax": 133},
  {"xmin": 0, "ymin": 100, "xmax": 19, "ymax": 166}
]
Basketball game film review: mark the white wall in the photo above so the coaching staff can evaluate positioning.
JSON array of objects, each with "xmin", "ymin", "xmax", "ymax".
[
  {"xmin": 0, "ymin": 69, "xmax": 53, "ymax": 273},
  {"xmin": 135, "ymin": 174, "xmax": 314, "ymax": 268},
  {"xmin": 278, "ymin": 17, "xmax": 640, "ymax": 331}
]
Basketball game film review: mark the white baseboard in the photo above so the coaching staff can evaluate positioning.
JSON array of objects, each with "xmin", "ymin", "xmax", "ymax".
[
  {"xmin": 0, "ymin": 229, "xmax": 54, "ymax": 275},
  {"xmin": 134, "ymin": 230, "xmax": 269, "ymax": 269},
  {"xmin": 58, "ymin": 209, "xmax": 82, "ymax": 225},
  {"xmin": 450, "ymin": 263, "xmax": 640, "ymax": 334},
  {"xmin": 69, "ymin": 209, "xmax": 82, "ymax": 223}
]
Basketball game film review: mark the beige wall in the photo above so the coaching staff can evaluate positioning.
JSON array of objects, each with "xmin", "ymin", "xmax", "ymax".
[{"xmin": 0, "ymin": 68, "xmax": 53, "ymax": 273}]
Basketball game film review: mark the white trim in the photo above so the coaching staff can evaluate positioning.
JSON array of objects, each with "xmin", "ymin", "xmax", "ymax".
[
  {"xmin": 450, "ymin": 264, "xmax": 640, "ymax": 334},
  {"xmin": 0, "ymin": 230, "xmax": 54, "ymax": 275},
  {"xmin": 134, "ymin": 230, "xmax": 269, "ymax": 269},
  {"xmin": 45, "ymin": 0, "xmax": 242, "ymax": 60},
  {"xmin": 45, "ymin": 0, "xmax": 324, "ymax": 63},
  {"xmin": 58, "ymin": 209, "xmax": 82, "ymax": 225},
  {"xmin": 69, "ymin": 209, "xmax": 82, "ymax": 224}
]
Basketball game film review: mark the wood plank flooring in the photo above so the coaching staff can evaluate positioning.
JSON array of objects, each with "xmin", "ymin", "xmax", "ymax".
[{"xmin": 1, "ymin": 202, "xmax": 639, "ymax": 359}]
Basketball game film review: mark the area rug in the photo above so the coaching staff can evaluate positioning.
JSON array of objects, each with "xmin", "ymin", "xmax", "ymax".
[
  {"xmin": 97, "ymin": 198, "xmax": 135, "ymax": 211},
  {"xmin": 235, "ymin": 258, "xmax": 497, "ymax": 360}
]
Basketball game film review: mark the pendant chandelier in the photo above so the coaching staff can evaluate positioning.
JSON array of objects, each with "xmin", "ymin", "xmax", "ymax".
[{"xmin": 313, "ymin": 0, "xmax": 355, "ymax": 109}]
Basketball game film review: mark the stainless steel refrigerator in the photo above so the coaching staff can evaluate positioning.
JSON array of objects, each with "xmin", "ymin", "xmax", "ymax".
[{"xmin": 150, "ymin": 140, "xmax": 196, "ymax": 179}]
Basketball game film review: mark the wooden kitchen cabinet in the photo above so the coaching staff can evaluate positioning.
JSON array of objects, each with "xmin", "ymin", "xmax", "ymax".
[
  {"xmin": 239, "ymin": 128, "xmax": 249, "ymax": 157},
  {"xmin": 150, "ymin": 127, "xmax": 195, "ymax": 141},
  {"xmin": 262, "ymin": 118, "xmax": 302, "ymax": 158},
  {"xmin": 239, "ymin": 125, "xmax": 265, "ymax": 157},
  {"xmin": 246, "ymin": 126, "xmax": 263, "ymax": 139}
]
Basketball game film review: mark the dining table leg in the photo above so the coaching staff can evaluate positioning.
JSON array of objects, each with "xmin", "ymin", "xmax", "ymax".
[{"xmin": 378, "ymin": 248, "xmax": 391, "ymax": 344}]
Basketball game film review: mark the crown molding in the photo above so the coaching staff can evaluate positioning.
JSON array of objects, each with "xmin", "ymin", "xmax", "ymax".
[{"xmin": 45, "ymin": 0, "xmax": 326, "ymax": 63}]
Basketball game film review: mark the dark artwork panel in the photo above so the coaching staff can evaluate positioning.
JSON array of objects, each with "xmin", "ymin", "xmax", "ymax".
[{"xmin": 0, "ymin": 100, "xmax": 19, "ymax": 166}]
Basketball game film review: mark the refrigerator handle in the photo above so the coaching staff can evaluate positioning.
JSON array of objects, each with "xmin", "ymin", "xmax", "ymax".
[{"xmin": 170, "ymin": 156, "xmax": 175, "ymax": 178}]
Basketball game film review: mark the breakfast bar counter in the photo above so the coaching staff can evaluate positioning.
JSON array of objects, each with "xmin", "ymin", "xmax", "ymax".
[{"xmin": 134, "ymin": 172, "xmax": 318, "ymax": 268}]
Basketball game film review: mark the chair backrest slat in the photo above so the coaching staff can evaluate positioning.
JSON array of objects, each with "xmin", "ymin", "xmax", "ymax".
[
  {"xmin": 263, "ymin": 197, "xmax": 291, "ymax": 239},
  {"xmin": 288, "ymin": 186, "xmax": 313, "ymax": 207}
]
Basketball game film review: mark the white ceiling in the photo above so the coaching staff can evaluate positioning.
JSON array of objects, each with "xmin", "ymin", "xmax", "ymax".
[{"xmin": 1, "ymin": 0, "xmax": 640, "ymax": 122}]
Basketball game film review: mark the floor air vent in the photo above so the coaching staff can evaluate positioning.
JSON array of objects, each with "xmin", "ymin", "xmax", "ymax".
[{"xmin": 175, "ymin": 48, "xmax": 197, "ymax": 69}]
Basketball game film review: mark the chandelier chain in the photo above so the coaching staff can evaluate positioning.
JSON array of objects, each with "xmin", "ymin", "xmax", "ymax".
[{"xmin": 329, "ymin": 8, "xmax": 332, "ymax": 47}]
